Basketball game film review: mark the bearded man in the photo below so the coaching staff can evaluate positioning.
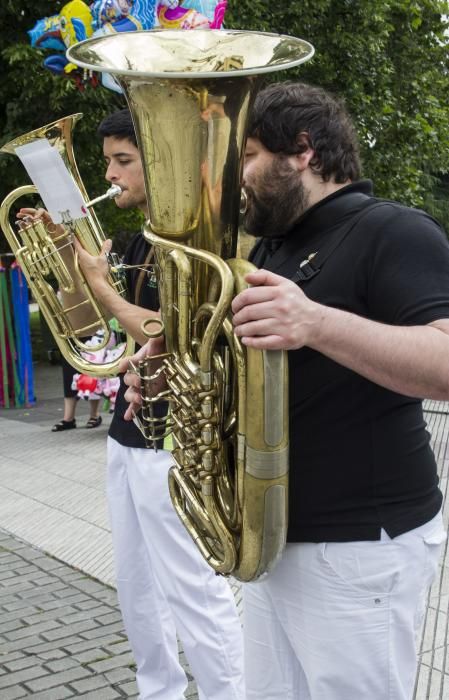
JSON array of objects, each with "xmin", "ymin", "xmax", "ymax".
[{"xmin": 231, "ymin": 81, "xmax": 449, "ymax": 700}]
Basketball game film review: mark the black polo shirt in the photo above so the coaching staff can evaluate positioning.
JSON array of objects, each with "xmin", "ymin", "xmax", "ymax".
[
  {"xmin": 108, "ymin": 232, "xmax": 166, "ymax": 448},
  {"xmin": 251, "ymin": 181, "xmax": 449, "ymax": 542}
]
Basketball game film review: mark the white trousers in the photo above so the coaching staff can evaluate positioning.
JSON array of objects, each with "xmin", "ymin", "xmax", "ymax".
[
  {"xmin": 243, "ymin": 512, "xmax": 446, "ymax": 700},
  {"xmin": 107, "ymin": 438, "xmax": 244, "ymax": 700}
]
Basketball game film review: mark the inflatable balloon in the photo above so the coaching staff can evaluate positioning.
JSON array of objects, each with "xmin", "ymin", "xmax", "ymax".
[
  {"xmin": 28, "ymin": 16, "xmax": 66, "ymax": 52},
  {"xmin": 28, "ymin": 0, "xmax": 228, "ymax": 91},
  {"xmin": 59, "ymin": 0, "xmax": 95, "ymax": 76},
  {"xmin": 156, "ymin": 0, "xmax": 227, "ymax": 29},
  {"xmin": 91, "ymin": 0, "xmax": 157, "ymax": 31},
  {"xmin": 59, "ymin": 0, "xmax": 94, "ymax": 48}
]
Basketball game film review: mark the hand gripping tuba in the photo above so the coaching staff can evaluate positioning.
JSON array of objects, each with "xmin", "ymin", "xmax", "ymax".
[
  {"xmin": 68, "ymin": 30, "xmax": 314, "ymax": 580},
  {"xmin": 0, "ymin": 114, "xmax": 134, "ymax": 376}
]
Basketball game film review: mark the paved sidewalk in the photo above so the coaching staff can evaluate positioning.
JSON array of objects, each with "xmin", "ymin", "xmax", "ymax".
[
  {"xmin": 0, "ymin": 361, "xmax": 448, "ymax": 698},
  {"xmin": 0, "ymin": 362, "xmax": 199, "ymax": 699},
  {"xmin": 0, "ymin": 528, "xmax": 139, "ymax": 699}
]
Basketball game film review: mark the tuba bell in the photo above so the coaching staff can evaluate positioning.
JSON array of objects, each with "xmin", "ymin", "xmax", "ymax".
[
  {"xmin": 0, "ymin": 114, "xmax": 134, "ymax": 376},
  {"xmin": 68, "ymin": 29, "xmax": 314, "ymax": 581}
]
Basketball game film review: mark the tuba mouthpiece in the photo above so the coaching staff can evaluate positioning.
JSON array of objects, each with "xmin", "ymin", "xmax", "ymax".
[{"xmin": 239, "ymin": 188, "xmax": 248, "ymax": 215}]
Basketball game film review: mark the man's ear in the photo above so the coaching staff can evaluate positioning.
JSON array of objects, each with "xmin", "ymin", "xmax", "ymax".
[{"xmin": 291, "ymin": 132, "xmax": 315, "ymax": 171}]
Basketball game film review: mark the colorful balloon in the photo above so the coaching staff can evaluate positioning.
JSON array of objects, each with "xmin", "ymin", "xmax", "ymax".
[
  {"xmin": 156, "ymin": 1, "xmax": 227, "ymax": 29},
  {"xmin": 90, "ymin": 0, "xmax": 157, "ymax": 32},
  {"xmin": 28, "ymin": 0, "xmax": 228, "ymax": 91},
  {"xmin": 28, "ymin": 16, "xmax": 66, "ymax": 52}
]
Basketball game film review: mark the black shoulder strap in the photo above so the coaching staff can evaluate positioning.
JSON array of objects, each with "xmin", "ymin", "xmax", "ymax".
[
  {"xmin": 291, "ymin": 199, "xmax": 388, "ymax": 285},
  {"xmin": 134, "ymin": 247, "xmax": 154, "ymax": 306}
]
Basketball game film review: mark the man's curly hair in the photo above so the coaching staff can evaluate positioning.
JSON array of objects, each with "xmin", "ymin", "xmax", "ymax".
[{"xmin": 248, "ymin": 82, "xmax": 362, "ymax": 183}]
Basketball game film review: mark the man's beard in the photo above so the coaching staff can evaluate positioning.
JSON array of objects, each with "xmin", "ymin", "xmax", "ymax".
[{"xmin": 243, "ymin": 156, "xmax": 309, "ymax": 239}]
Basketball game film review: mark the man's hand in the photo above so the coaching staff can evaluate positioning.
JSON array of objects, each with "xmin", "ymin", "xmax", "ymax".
[
  {"xmin": 73, "ymin": 237, "xmax": 111, "ymax": 291},
  {"xmin": 232, "ymin": 269, "xmax": 322, "ymax": 350},
  {"xmin": 119, "ymin": 334, "xmax": 168, "ymax": 421},
  {"xmin": 16, "ymin": 207, "xmax": 66, "ymax": 240}
]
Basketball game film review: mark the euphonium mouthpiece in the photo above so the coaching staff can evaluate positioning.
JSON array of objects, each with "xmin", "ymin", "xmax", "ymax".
[
  {"xmin": 85, "ymin": 185, "xmax": 122, "ymax": 209},
  {"xmin": 107, "ymin": 184, "xmax": 122, "ymax": 199}
]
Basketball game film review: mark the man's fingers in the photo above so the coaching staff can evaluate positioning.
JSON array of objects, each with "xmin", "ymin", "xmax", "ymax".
[
  {"xmin": 232, "ymin": 299, "xmax": 279, "ymax": 326},
  {"xmin": 101, "ymin": 239, "xmax": 112, "ymax": 255},
  {"xmin": 123, "ymin": 370, "xmax": 141, "ymax": 389},
  {"xmin": 232, "ymin": 269, "xmax": 291, "ymax": 315},
  {"xmin": 123, "ymin": 385, "xmax": 142, "ymax": 421},
  {"xmin": 16, "ymin": 208, "xmax": 36, "ymax": 219},
  {"xmin": 234, "ymin": 318, "xmax": 280, "ymax": 338},
  {"xmin": 117, "ymin": 340, "xmax": 154, "ymax": 376},
  {"xmin": 17, "ymin": 207, "xmax": 46, "ymax": 220},
  {"xmin": 117, "ymin": 356, "xmax": 131, "ymax": 374},
  {"xmin": 240, "ymin": 334, "xmax": 285, "ymax": 350},
  {"xmin": 232, "ymin": 286, "xmax": 277, "ymax": 315},
  {"xmin": 124, "ymin": 401, "xmax": 140, "ymax": 421},
  {"xmin": 134, "ymin": 340, "xmax": 154, "ymax": 361},
  {"xmin": 244, "ymin": 269, "xmax": 286, "ymax": 287},
  {"xmin": 123, "ymin": 405, "xmax": 134, "ymax": 421},
  {"xmin": 124, "ymin": 384, "xmax": 142, "ymax": 406}
]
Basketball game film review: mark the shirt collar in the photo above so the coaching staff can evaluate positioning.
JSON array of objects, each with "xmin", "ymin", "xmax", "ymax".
[
  {"xmin": 294, "ymin": 179, "xmax": 374, "ymax": 234},
  {"xmin": 263, "ymin": 180, "xmax": 374, "ymax": 253}
]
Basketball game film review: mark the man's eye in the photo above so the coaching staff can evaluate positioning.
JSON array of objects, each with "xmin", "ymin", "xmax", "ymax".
[{"xmin": 118, "ymin": 160, "xmax": 131, "ymax": 165}]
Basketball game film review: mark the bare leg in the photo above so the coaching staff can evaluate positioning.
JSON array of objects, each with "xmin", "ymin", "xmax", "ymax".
[
  {"xmin": 85, "ymin": 398, "xmax": 102, "ymax": 428},
  {"xmin": 62, "ymin": 396, "xmax": 77, "ymax": 422},
  {"xmin": 88, "ymin": 399, "xmax": 101, "ymax": 419}
]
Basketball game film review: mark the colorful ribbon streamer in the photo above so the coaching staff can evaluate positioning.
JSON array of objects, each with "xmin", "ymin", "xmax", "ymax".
[{"xmin": 0, "ymin": 260, "xmax": 35, "ymax": 408}]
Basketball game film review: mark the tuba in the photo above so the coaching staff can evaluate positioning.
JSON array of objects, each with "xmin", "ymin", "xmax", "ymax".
[
  {"xmin": 68, "ymin": 29, "xmax": 314, "ymax": 580},
  {"xmin": 0, "ymin": 114, "xmax": 134, "ymax": 376}
]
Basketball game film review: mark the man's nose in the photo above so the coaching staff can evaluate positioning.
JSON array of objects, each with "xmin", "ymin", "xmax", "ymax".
[{"xmin": 105, "ymin": 163, "xmax": 118, "ymax": 182}]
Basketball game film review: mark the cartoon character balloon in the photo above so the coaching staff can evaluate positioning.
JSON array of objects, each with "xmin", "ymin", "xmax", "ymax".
[
  {"xmin": 157, "ymin": 0, "xmax": 227, "ymax": 29},
  {"xmin": 28, "ymin": 0, "xmax": 228, "ymax": 91},
  {"xmin": 90, "ymin": 0, "xmax": 157, "ymax": 31}
]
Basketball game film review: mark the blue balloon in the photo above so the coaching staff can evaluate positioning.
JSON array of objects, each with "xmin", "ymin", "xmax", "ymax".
[
  {"xmin": 43, "ymin": 54, "xmax": 69, "ymax": 75},
  {"xmin": 28, "ymin": 17, "xmax": 66, "ymax": 52}
]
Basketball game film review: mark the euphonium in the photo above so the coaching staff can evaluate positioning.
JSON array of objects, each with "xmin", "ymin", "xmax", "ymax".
[
  {"xmin": 68, "ymin": 30, "xmax": 314, "ymax": 581},
  {"xmin": 0, "ymin": 114, "xmax": 134, "ymax": 376}
]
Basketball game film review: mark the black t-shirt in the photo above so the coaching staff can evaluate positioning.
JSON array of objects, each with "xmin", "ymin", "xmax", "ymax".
[
  {"xmin": 251, "ymin": 181, "xmax": 449, "ymax": 542},
  {"xmin": 108, "ymin": 232, "xmax": 165, "ymax": 448}
]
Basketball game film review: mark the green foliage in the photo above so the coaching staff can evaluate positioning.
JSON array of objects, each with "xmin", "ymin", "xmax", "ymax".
[
  {"xmin": 226, "ymin": 0, "xmax": 449, "ymax": 216},
  {"xmin": 1, "ymin": 0, "xmax": 449, "ymax": 235}
]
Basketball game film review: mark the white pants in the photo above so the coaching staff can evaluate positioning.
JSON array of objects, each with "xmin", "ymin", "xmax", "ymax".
[
  {"xmin": 243, "ymin": 512, "xmax": 446, "ymax": 700},
  {"xmin": 107, "ymin": 438, "xmax": 244, "ymax": 700}
]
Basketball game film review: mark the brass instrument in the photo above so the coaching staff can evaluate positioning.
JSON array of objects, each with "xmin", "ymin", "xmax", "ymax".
[
  {"xmin": 0, "ymin": 114, "xmax": 134, "ymax": 376},
  {"xmin": 68, "ymin": 29, "xmax": 314, "ymax": 580}
]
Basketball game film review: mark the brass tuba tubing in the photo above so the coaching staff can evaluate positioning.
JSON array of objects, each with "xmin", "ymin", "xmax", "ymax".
[{"xmin": 67, "ymin": 29, "xmax": 314, "ymax": 580}]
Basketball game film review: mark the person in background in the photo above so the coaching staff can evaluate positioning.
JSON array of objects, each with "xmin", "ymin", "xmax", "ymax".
[{"xmin": 51, "ymin": 350, "xmax": 102, "ymax": 431}]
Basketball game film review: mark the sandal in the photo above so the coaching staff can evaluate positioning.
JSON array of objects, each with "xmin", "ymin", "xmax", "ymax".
[
  {"xmin": 86, "ymin": 416, "xmax": 102, "ymax": 429},
  {"xmin": 52, "ymin": 419, "xmax": 76, "ymax": 432}
]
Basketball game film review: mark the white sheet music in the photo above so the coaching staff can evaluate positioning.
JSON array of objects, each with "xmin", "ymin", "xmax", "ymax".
[{"xmin": 15, "ymin": 139, "xmax": 87, "ymax": 224}]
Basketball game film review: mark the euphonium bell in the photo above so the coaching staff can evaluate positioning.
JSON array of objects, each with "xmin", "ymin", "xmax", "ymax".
[
  {"xmin": 0, "ymin": 114, "xmax": 134, "ymax": 376},
  {"xmin": 68, "ymin": 30, "xmax": 314, "ymax": 580}
]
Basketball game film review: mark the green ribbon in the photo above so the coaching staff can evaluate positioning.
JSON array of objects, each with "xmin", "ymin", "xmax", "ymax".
[{"xmin": 0, "ymin": 271, "xmax": 22, "ymax": 408}]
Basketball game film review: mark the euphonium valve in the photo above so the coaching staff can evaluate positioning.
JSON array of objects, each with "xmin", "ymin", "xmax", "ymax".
[
  {"xmin": 68, "ymin": 29, "xmax": 314, "ymax": 580},
  {"xmin": 0, "ymin": 115, "xmax": 134, "ymax": 377}
]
